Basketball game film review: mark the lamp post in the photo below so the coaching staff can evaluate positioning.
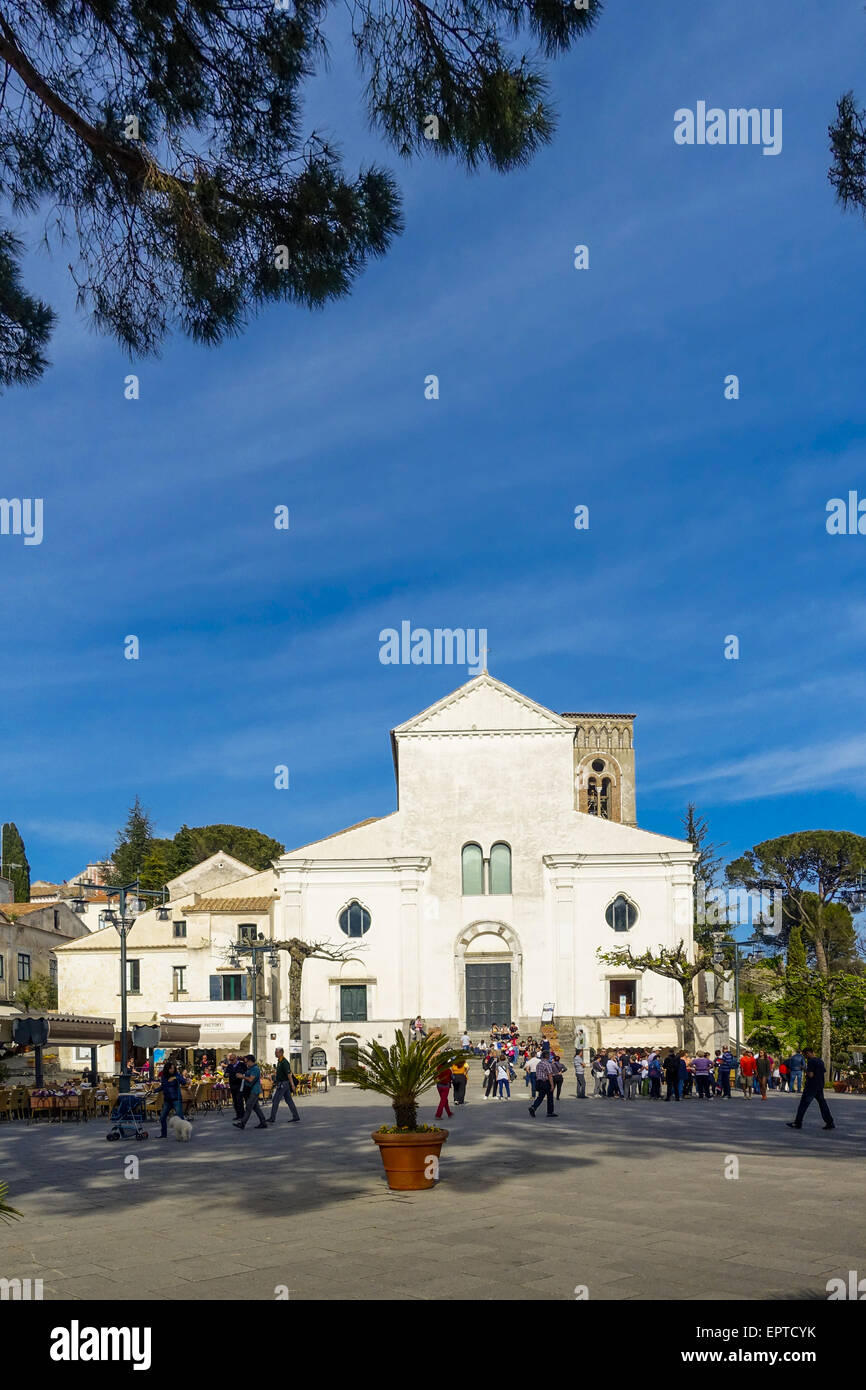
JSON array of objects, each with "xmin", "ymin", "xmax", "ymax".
[
  {"xmin": 77, "ymin": 879, "xmax": 168, "ymax": 1094},
  {"xmin": 230, "ymin": 934, "xmax": 280, "ymax": 1061}
]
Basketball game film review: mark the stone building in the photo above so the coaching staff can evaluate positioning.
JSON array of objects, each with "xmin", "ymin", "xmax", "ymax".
[{"xmin": 0, "ymin": 901, "xmax": 90, "ymax": 1005}]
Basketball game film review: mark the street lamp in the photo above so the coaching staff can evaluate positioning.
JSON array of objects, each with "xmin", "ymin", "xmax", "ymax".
[
  {"xmin": 231, "ymin": 932, "xmax": 279, "ymax": 1062},
  {"xmin": 77, "ymin": 878, "xmax": 168, "ymax": 1094}
]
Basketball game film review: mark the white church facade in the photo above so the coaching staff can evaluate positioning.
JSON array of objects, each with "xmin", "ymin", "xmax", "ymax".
[
  {"xmin": 277, "ymin": 674, "xmax": 705, "ymax": 1070},
  {"xmin": 56, "ymin": 675, "xmax": 725, "ymax": 1075}
]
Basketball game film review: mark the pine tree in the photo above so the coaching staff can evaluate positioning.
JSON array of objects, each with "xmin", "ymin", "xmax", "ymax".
[
  {"xmin": 0, "ymin": 228, "xmax": 55, "ymax": 386},
  {"xmin": 1, "ymin": 822, "xmax": 30, "ymax": 901},
  {"xmin": 0, "ymin": 0, "xmax": 602, "ymax": 388},
  {"xmin": 107, "ymin": 797, "xmax": 155, "ymax": 884}
]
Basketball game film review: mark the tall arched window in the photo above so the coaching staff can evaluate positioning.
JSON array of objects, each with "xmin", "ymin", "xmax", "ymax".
[
  {"xmin": 339, "ymin": 900, "xmax": 371, "ymax": 937},
  {"xmin": 489, "ymin": 842, "xmax": 512, "ymax": 895},
  {"xmin": 605, "ymin": 894, "xmax": 638, "ymax": 932},
  {"xmin": 600, "ymin": 777, "xmax": 611, "ymax": 819},
  {"xmin": 461, "ymin": 844, "xmax": 484, "ymax": 896},
  {"xmin": 587, "ymin": 777, "xmax": 599, "ymax": 815}
]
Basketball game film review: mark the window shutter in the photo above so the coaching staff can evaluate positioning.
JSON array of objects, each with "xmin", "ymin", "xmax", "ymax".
[
  {"xmin": 209, "ymin": 975, "xmax": 220, "ymax": 1001},
  {"xmin": 241, "ymin": 975, "xmax": 250, "ymax": 1000}
]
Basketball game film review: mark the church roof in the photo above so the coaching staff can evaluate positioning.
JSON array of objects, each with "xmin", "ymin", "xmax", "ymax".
[{"xmin": 393, "ymin": 673, "xmax": 574, "ymax": 735}]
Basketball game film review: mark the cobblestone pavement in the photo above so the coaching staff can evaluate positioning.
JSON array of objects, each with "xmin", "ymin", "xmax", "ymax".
[{"xmin": 1, "ymin": 1083, "xmax": 862, "ymax": 1301}]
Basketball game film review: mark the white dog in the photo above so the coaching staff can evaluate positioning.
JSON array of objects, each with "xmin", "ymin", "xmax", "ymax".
[{"xmin": 167, "ymin": 1114, "xmax": 192, "ymax": 1143}]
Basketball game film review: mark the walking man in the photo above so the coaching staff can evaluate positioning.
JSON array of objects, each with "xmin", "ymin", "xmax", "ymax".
[
  {"xmin": 267, "ymin": 1047, "xmax": 300, "ymax": 1124},
  {"xmin": 528, "ymin": 1051, "xmax": 558, "ymax": 1117},
  {"xmin": 225, "ymin": 1052, "xmax": 246, "ymax": 1119},
  {"xmin": 573, "ymin": 1049, "xmax": 586, "ymax": 1098},
  {"xmin": 787, "ymin": 1049, "xmax": 835, "ymax": 1131},
  {"xmin": 234, "ymin": 1054, "xmax": 269, "ymax": 1130}
]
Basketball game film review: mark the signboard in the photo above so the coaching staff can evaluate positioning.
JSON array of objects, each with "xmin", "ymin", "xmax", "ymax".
[
  {"xmin": 154, "ymin": 1049, "xmax": 166, "ymax": 1066},
  {"xmin": 540, "ymin": 1002, "xmax": 555, "ymax": 1023},
  {"xmin": 288, "ymin": 1039, "xmax": 302, "ymax": 1051}
]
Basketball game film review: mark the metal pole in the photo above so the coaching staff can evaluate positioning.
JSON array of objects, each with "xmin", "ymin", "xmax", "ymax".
[
  {"xmin": 734, "ymin": 946, "xmax": 741, "ymax": 1058},
  {"xmin": 118, "ymin": 887, "xmax": 130, "ymax": 1094},
  {"xmin": 251, "ymin": 952, "xmax": 259, "ymax": 1061},
  {"xmin": 90, "ymin": 1044, "xmax": 98, "ymax": 1084}
]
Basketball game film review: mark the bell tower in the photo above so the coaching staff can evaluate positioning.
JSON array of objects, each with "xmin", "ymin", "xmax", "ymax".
[{"xmin": 561, "ymin": 712, "xmax": 637, "ymax": 826}]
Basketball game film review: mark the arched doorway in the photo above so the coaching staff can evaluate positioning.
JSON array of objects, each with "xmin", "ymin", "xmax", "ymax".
[
  {"xmin": 456, "ymin": 922, "xmax": 522, "ymax": 1032},
  {"xmin": 338, "ymin": 1037, "xmax": 359, "ymax": 1074}
]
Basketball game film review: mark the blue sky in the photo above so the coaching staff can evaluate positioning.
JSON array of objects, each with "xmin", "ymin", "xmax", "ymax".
[{"xmin": 2, "ymin": 0, "xmax": 866, "ymax": 883}]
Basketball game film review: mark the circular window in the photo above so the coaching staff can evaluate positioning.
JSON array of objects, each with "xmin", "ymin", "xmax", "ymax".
[
  {"xmin": 605, "ymin": 894, "xmax": 638, "ymax": 932},
  {"xmin": 339, "ymin": 900, "xmax": 371, "ymax": 937},
  {"xmin": 591, "ymin": 759, "xmax": 605, "ymax": 773}
]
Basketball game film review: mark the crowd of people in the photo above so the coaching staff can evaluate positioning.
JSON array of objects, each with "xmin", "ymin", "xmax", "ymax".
[
  {"xmin": 431, "ymin": 1030, "xmax": 835, "ymax": 1128},
  {"xmin": 585, "ymin": 1046, "xmax": 810, "ymax": 1100}
]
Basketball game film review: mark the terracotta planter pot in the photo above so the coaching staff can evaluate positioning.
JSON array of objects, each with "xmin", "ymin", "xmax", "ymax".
[{"xmin": 371, "ymin": 1128, "xmax": 449, "ymax": 1191}]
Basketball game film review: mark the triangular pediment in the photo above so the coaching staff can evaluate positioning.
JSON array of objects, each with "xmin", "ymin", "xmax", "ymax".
[{"xmin": 393, "ymin": 675, "xmax": 573, "ymax": 735}]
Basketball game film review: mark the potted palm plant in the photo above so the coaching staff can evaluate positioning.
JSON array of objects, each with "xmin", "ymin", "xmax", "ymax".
[
  {"xmin": 0, "ymin": 1181, "xmax": 22, "ymax": 1224},
  {"xmin": 340, "ymin": 1030, "xmax": 462, "ymax": 1191}
]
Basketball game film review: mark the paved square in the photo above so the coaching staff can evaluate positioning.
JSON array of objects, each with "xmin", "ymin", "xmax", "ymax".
[{"xmin": 2, "ymin": 1084, "xmax": 862, "ymax": 1301}]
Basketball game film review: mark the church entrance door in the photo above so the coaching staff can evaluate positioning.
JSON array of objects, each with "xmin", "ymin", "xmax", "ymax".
[{"xmin": 465, "ymin": 963, "xmax": 511, "ymax": 1031}]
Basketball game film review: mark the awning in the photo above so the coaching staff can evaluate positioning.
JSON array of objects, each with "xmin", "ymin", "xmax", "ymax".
[
  {"xmin": 157, "ymin": 1022, "xmax": 201, "ymax": 1046},
  {"xmin": 195, "ymin": 1031, "xmax": 251, "ymax": 1051},
  {"xmin": 10, "ymin": 1012, "xmax": 115, "ymax": 1046}
]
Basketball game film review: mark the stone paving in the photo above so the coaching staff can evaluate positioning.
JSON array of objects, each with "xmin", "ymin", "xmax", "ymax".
[{"xmin": 1, "ymin": 1082, "xmax": 863, "ymax": 1301}]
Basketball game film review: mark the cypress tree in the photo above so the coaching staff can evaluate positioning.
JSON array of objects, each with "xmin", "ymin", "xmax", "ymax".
[{"xmin": 1, "ymin": 822, "xmax": 30, "ymax": 901}]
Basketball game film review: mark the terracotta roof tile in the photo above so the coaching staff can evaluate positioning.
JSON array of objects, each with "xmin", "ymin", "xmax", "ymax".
[{"xmin": 184, "ymin": 897, "xmax": 274, "ymax": 913}]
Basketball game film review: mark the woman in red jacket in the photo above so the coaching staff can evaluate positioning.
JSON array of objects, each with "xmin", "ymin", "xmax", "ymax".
[{"xmin": 435, "ymin": 1065, "xmax": 453, "ymax": 1120}]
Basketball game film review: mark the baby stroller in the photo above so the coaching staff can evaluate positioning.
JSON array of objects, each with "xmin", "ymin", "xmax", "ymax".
[{"xmin": 106, "ymin": 1091, "xmax": 149, "ymax": 1141}]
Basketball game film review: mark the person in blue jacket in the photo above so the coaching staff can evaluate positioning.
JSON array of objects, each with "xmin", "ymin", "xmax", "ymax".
[
  {"xmin": 159, "ymin": 1060, "xmax": 184, "ymax": 1137},
  {"xmin": 233, "ymin": 1054, "xmax": 269, "ymax": 1130}
]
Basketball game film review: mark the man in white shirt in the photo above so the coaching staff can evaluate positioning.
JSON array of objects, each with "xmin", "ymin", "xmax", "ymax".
[{"xmin": 460, "ymin": 1031, "xmax": 471, "ymax": 1050}]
